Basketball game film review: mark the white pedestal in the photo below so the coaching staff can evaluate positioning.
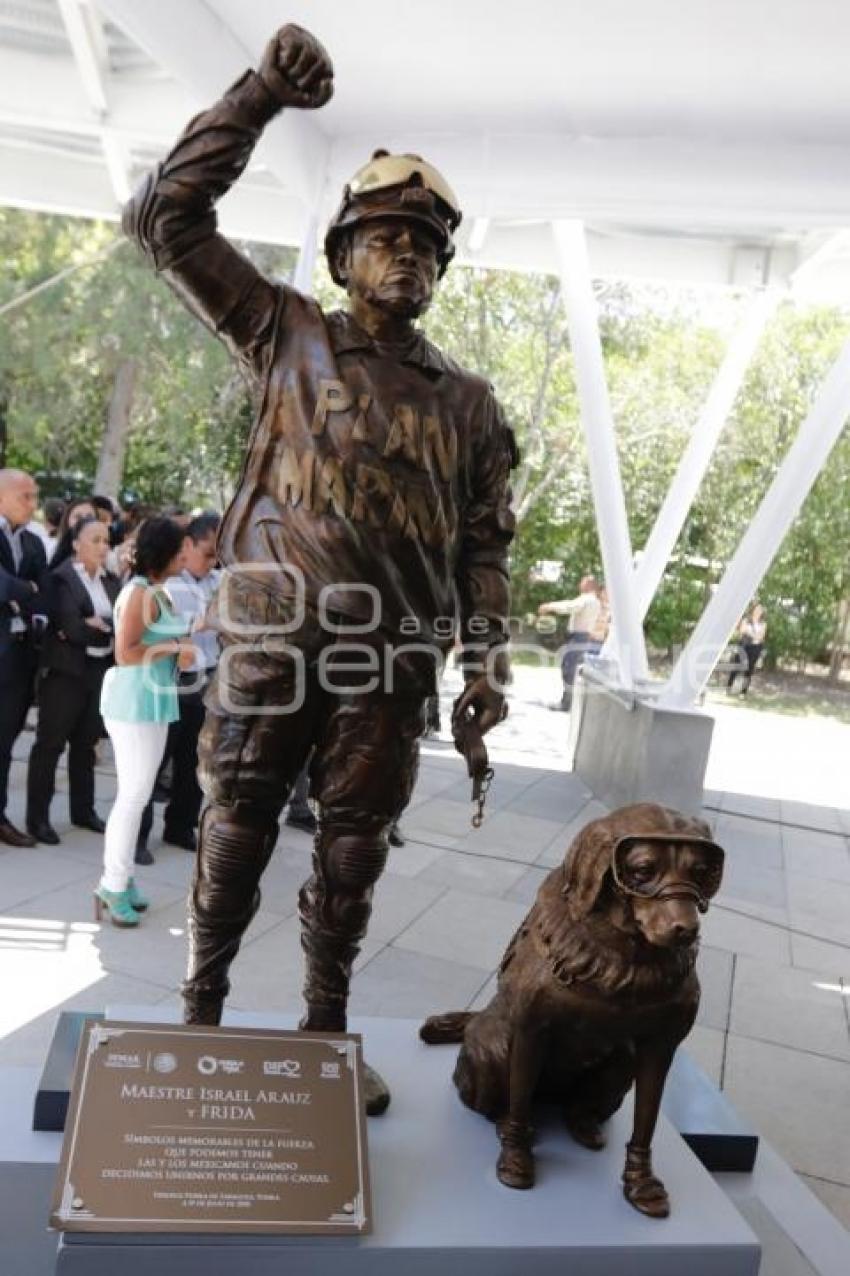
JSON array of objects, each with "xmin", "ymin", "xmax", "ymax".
[
  {"xmin": 571, "ymin": 664, "xmax": 714, "ymax": 815},
  {"xmin": 51, "ymin": 1009, "xmax": 760, "ymax": 1276}
]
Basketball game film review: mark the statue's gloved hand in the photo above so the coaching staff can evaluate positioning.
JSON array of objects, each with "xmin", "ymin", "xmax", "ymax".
[
  {"xmin": 259, "ymin": 24, "xmax": 334, "ymax": 110},
  {"xmin": 452, "ymin": 674, "xmax": 508, "ymax": 737}
]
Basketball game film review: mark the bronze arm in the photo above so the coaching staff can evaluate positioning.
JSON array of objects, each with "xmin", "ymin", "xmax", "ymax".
[{"xmin": 123, "ymin": 70, "xmax": 284, "ymax": 388}]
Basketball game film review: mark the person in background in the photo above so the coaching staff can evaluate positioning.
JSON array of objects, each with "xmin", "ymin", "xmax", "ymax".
[
  {"xmin": 25, "ymin": 517, "xmax": 120, "ymax": 843},
  {"xmin": 0, "ymin": 468, "xmax": 50, "ymax": 847},
  {"xmin": 159, "ymin": 511, "xmax": 221, "ymax": 852},
  {"xmin": 41, "ymin": 498, "xmax": 66, "ymax": 561},
  {"xmin": 538, "ymin": 574, "xmax": 600, "ymax": 711},
  {"xmin": 50, "ymin": 498, "xmax": 97, "ymax": 570},
  {"xmin": 161, "ymin": 504, "xmax": 190, "ymax": 529},
  {"xmin": 727, "ymin": 602, "xmax": 768, "ymax": 696},
  {"xmin": 91, "ymin": 495, "xmax": 116, "ymax": 531},
  {"xmin": 95, "ymin": 518, "xmax": 194, "ymax": 927},
  {"xmin": 110, "ymin": 502, "xmax": 156, "ymax": 580},
  {"xmin": 26, "ymin": 495, "xmax": 65, "ymax": 561},
  {"xmin": 422, "ymin": 692, "xmax": 442, "ymax": 739},
  {"xmin": 283, "ymin": 758, "xmax": 317, "ymax": 835},
  {"xmin": 587, "ymin": 584, "xmax": 611, "ymax": 656}
]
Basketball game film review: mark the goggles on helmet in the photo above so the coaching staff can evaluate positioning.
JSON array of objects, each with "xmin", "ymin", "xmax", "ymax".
[{"xmin": 610, "ymin": 834, "xmax": 724, "ymax": 914}]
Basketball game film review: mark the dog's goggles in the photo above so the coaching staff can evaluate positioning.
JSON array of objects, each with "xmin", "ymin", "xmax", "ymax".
[{"xmin": 611, "ymin": 834, "xmax": 725, "ymax": 914}]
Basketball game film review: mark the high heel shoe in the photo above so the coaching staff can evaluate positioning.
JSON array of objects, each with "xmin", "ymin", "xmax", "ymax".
[
  {"xmin": 126, "ymin": 877, "xmax": 149, "ymax": 913},
  {"xmin": 93, "ymin": 885, "xmax": 141, "ymax": 928}
]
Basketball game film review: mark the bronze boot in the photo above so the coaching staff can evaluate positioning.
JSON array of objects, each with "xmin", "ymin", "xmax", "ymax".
[{"xmin": 301, "ymin": 1000, "xmax": 390, "ymax": 1117}]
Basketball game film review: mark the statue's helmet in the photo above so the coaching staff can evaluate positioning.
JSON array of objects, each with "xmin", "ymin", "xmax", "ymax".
[{"xmin": 324, "ymin": 150, "xmax": 462, "ymax": 286}]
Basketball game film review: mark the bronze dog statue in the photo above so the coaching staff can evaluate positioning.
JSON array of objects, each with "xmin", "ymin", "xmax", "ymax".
[{"xmin": 421, "ymin": 803, "xmax": 724, "ymax": 1217}]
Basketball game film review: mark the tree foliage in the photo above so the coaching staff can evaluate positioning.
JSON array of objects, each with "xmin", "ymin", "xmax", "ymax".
[
  {"xmin": 0, "ymin": 208, "xmax": 294, "ymax": 506},
  {"xmin": 2, "ymin": 207, "xmax": 848, "ymax": 666}
]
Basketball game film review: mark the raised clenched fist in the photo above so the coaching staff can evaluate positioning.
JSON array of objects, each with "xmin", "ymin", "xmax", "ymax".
[{"xmin": 259, "ymin": 24, "xmax": 334, "ymax": 110}]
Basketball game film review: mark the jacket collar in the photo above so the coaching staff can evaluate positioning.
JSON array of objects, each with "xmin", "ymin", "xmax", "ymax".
[
  {"xmin": 60, "ymin": 556, "xmax": 118, "ymax": 592},
  {"xmin": 72, "ymin": 560, "xmax": 106, "ymax": 583},
  {"xmin": 327, "ymin": 309, "xmax": 448, "ymax": 376},
  {"xmin": 0, "ymin": 514, "xmax": 22, "ymax": 537}
]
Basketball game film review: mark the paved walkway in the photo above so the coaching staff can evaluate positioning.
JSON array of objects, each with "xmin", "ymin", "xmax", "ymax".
[{"xmin": 1, "ymin": 665, "xmax": 849, "ymax": 1234}]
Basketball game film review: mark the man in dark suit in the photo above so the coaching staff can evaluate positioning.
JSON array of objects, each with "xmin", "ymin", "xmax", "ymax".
[
  {"xmin": 0, "ymin": 468, "xmax": 50, "ymax": 846},
  {"xmin": 26, "ymin": 518, "xmax": 121, "ymax": 843}
]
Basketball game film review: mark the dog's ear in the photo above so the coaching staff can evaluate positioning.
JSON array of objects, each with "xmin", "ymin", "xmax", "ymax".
[{"xmin": 561, "ymin": 817, "xmax": 616, "ymax": 919}]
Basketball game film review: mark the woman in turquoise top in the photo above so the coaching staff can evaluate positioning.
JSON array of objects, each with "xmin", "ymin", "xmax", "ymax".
[{"xmin": 96, "ymin": 518, "xmax": 194, "ymax": 927}]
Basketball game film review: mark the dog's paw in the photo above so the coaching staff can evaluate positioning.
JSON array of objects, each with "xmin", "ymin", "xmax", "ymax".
[
  {"xmin": 363, "ymin": 1063, "xmax": 391, "ymax": 1116},
  {"xmin": 496, "ymin": 1118, "xmax": 535, "ymax": 1189},
  {"xmin": 419, "ymin": 1011, "xmax": 473, "ymax": 1044},
  {"xmin": 497, "ymin": 1144, "xmax": 535, "ymax": 1189},
  {"xmin": 622, "ymin": 1173, "xmax": 670, "ymax": 1217},
  {"xmin": 564, "ymin": 1111, "xmax": 607, "ymax": 1150},
  {"xmin": 622, "ymin": 1145, "xmax": 669, "ymax": 1217}
]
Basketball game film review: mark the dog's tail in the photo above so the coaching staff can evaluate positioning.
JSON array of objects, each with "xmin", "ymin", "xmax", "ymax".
[{"xmin": 419, "ymin": 1011, "xmax": 476, "ymax": 1044}]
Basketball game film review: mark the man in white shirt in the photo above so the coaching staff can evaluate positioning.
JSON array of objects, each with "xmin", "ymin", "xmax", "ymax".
[{"xmin": 538, "ymin": 574, "xmax": 601, "ymax": 711}]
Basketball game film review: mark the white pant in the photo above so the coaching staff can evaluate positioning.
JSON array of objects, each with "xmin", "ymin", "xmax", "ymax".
[{"xmin": 101, "ymin": 718, "xmax": 169, "ymax": 892}]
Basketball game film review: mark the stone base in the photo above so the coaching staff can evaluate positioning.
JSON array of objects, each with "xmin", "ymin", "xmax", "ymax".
[
  {"xmin": 49, "ymin": 1009, "xmax": 759, "ymax": 1276},
  {"xmin": 571, "ymin": 664, "xmax": 714, "ymax": 815}
]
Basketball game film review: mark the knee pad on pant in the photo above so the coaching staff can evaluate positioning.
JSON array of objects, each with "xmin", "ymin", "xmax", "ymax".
[
  {"xmin": 299, "ymin": 823, "xmax": 390, "ymax": 948},
  {"xmin": 323, "ymin": 829, "xmax": 390, "ymax": 892},
  {"xmin": 194, "ymin": 803, "xmax": 278, "ymax": 917},
  {"xmin": 185, "ymin": 805, "xmax": 279, "ymax": 1008}
]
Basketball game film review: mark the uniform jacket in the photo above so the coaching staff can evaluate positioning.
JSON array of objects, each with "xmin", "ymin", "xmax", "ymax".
[
  {"xmin": 0, "ymin": 526, "xmax": 49, "ymax": 665},
  {"xmin": 124, "ymin": 71, "xmax": 516, "ymax": 656},
  {"xmin": 39, "ymin": 559, "xmax": 121, "ymax": 679}
]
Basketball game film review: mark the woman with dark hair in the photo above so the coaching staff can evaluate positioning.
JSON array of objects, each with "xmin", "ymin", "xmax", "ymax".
[
  {"xmin": 95, "ymin": 518, "xmax": 194, "ymax": 926},
  {"xmin": 50, "ymin": 498, "xmax": 97, "ymax": 570},
  {"xmin": 25, "ymin": 517, "xmax": 120, "ymax": 843}
]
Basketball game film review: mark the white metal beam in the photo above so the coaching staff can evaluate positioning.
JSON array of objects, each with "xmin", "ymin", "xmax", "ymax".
[
  {"xmin": 57, "ymin": 0, "xmax": 109, "ymax": 116},
  {"xmin": 0, "ymin": 48, "xmax": 194, "ymax": 150},
  {"xmin": 467, "ymin": 217, "xmax": 490, "ymax": 255},
  {"xmin": 100, "ymin": 129, "xmax": 132, "ymax": 204},
  {"xmin": 329, "ymin": 130, "xmax": 850, "ymax": 232},
  {"xmin": 291, "ymin": 212, "xmax": 319, "ymax": 295},
  {"xmin": 57, "ymin": 0, "xmax": 134, "ymax": 206},
  {"xmin": 552, "ymin": 219, "xmax": 649, "ymax": 688},
  {"xmin": 660, "ymin": 336, "xmax": 850, "ymax": 708},
  {"xmin": 790, "ymin": 230, "xmax": 850, "ymax": 290},
  {"xmin": 93, "ymin": 0, "xmax": 328, "ymax": 208},
  {"xmin": 632, "ymin": 288, "xmax": 779, "ymax": 619},
  {"xmin": 0, "ymin": 140, "xmax": 306, "ymax": 245}
]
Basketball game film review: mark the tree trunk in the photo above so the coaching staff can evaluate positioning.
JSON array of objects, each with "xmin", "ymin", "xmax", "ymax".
[
  {"xmin": 828, "ymin": 599, "xmax": 850, "ymax": 684},
  {"xmin": 95, "ymin": 359, "xmax": 137, "ymax": 500},
  {"xmin": 0, "ymin": 390, "xmax": 8, "ymax": 468}
]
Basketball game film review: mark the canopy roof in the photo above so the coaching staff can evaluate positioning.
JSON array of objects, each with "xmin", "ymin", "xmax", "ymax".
[{"xmin": 3, "ymin": 0, "xmax": 850, "ymax": 297}]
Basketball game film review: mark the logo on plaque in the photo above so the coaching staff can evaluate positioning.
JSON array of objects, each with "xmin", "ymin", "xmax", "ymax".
[{"xmin": 50, "ymin": 1020, "xmax": 372, "ymax": 1235}]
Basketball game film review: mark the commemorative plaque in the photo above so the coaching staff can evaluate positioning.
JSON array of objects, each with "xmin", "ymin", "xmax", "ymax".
[{"xmin": 50, "ymin": 1020, "xmax": 371, "ymax": 1235}]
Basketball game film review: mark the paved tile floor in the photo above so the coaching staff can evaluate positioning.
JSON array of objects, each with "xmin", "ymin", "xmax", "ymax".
[{"xmin": 1, "ymin": 665, "xmax": 849, "ymax": 1235}]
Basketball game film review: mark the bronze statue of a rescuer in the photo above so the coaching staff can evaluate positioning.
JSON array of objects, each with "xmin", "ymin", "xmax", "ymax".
[{"xmin": 124, "ymin": 24, "xmax": 517, "ymax": 1110}]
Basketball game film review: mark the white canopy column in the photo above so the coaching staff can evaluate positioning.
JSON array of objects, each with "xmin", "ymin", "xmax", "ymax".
[
  {"xmin": 292, "ymin": 212, "xmax": 321, "ymax": 295},
  {"xmin": 632, "ymin": 289, "xmax": 780, "ymax": 619},
  {"xmin": 551, "ymin": 219, "xmax": 649, "ymax": 688}
]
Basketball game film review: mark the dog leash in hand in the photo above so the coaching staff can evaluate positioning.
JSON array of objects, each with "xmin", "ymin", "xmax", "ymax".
[{"xmin": 452, "ymin": 710, "xmax": 494, "ymax": 828}]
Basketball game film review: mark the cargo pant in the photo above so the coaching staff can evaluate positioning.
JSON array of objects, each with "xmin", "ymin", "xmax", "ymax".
[{"xmin": 183, "ymin": 576, "xmax": 428, "ymax": 1030}]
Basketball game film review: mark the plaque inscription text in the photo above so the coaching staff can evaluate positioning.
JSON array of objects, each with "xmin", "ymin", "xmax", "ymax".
[{"xmin": 50, "ymin": 1020, "xmax": 371, "ymax": 1235}]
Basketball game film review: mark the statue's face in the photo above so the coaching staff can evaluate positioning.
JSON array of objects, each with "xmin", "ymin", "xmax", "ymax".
[{"xmin": 342, "ymin": 217, "xmax": 440, "ymax": 318}]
